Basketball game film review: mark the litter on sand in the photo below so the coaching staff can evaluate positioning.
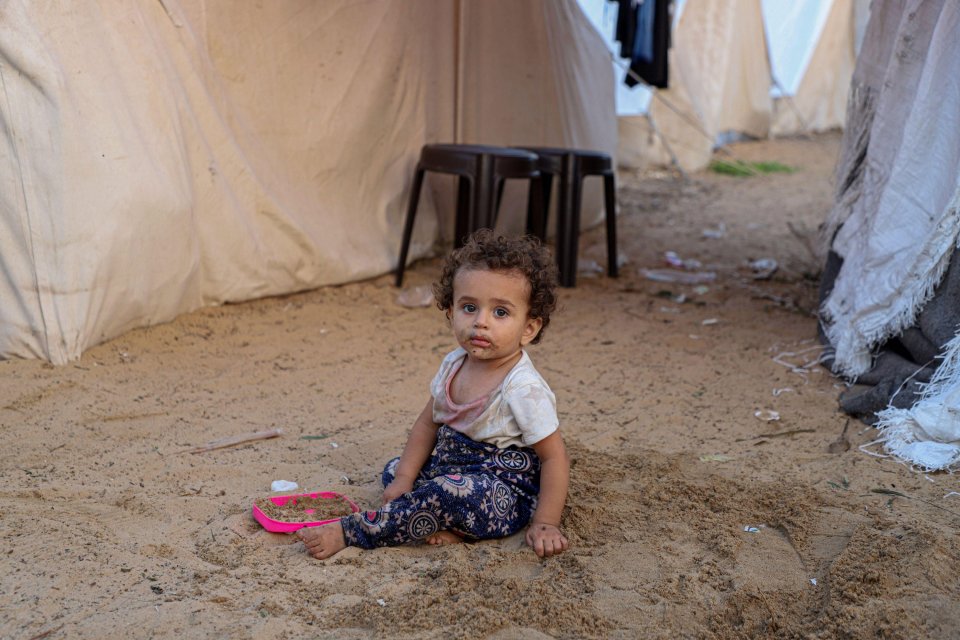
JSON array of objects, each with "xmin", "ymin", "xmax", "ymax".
[
  {"xmin": 736, "ymin": 428, "xmax": 815, "ymax": 442},
  {"xmin": 699, "ymin": 454, "xmax": 732, "ymax": 462},
  {"xmin": 664, "ymin": 251, "xmax": 683, "ymax": 268},
  {"xmin": 754, "ymin": 409, "xmax": 780, "ymax": 421},
  {"xmin": 663, "ymin": 251, "xmax": 702, "ymax": 270},
  {"xmin": 396, "ymin": 285, "xmax": 434, "ymax": 308},
  {"xmin": 578, "ymin": 259, "xmax": 604, "ymax": 276},
  {"xmin": 271, "ymin": 480, "xmax": 298, "ymax": 492},
  {"xmin": 640, "ymin": 268, "xmax": 717, "ymax": 284},
  {"xmin": 870, "ymin": 488, "xmax": 960, "ymax": 518},
  {"xmin": 759, "ymin": 428, "xmax": 814, "ymax": 438},
  {"xmin": 702, "ymin": 223, "xmax": 726, "ymax": 239},
  {"xmin": 743, "ymin": 526, "xmax": 760, "ymax": 533},
  {"xmin": 772, "ymin": 344, "xmax": 830, "ymax": 376},
  {"xmin": 180, "ymin": 428, "xmax": 284, "ymax": 454},
  {"xmin": 748, "ymin": 258, "xmax": 778, "ymax": 279}
]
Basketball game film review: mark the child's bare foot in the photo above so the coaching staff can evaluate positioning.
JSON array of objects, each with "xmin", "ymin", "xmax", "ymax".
[
  {"xmin": 297, "ymin": 521, "xmax": 346, "ymax": 559},
  {"xmin": 427, "ymin": 530, "xmax": 464, "ymax": 546}
]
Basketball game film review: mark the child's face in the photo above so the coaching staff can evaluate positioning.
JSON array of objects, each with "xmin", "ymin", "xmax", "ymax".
[{"xmin": 448, "ymin": 267, "xmax": 543, "ymax": 363}]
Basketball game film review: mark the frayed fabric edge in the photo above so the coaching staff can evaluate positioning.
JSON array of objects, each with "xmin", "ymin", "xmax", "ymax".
[
  {"xmin": 821, "ymin": 193, "xmax": 960, "ymax": 379},
  {"xmin": 872, "ymin": 332, "xmax": 960, "ymax": 472},
  {"xmin": 868, "ymin": 419, "xmax": 960, "ymax": 473}
]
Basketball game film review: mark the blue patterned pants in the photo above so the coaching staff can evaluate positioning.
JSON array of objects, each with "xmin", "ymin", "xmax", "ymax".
[{"xmin": 340, "ymin": 426, "xmax": 541, "ymax": 549}]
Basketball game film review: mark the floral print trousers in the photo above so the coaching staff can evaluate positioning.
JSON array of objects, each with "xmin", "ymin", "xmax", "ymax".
[{"xmin": 341, "ymin": 426, "xmax": 541, "ymax": 549}]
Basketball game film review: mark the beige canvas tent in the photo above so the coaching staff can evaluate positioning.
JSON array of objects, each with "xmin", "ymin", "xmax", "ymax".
[
  {"xmin": 1, "ymin": 0, "xmax": 870, "ymax": 366},
  {"xmin": 615, "ymin": 0, "xmax": 862, "ymax": 171},
  {"xmin": 0, "ymin": 0, "xmax": 616, "ymax": 364},
  {"xmin": 768, "ymin": 0, "xmax": 861, "ymax": 136}
]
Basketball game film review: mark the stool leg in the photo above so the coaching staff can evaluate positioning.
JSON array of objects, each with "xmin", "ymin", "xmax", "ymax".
[
  {"xmin": 603, "ymin": 172, "xmax": 618, "ymax": 278},
  {"xmin": 455, "ymin": 176, "xmax": 471, "ymax": 248},
  {"xmin": 495, "ymin": 177, "xmax": 506, "ymax": 219},
  {"xmin": 555, "ymin": 155, "xmax": 579, "ymax": 287},
  {"xmin": 567, "ymin": 174, "xmax": 584, "ymax": 287},
  {"xmin": 396, "ymin": 166, "xmax": 425, "ymax": 287},
  {"xmin": 526, "ymin": 176, "xmax": 542, "ymax": 237},
  {"xmin": 540, "ymin": 173, "xmax": 554, "ymax": 241},
  {"xmin": 474, "ymin": 154, "xmax": 496, "ymax": 231},
  {"xmin": 526, "ymin": 174, "xmax": 552, "ymax": 240}
]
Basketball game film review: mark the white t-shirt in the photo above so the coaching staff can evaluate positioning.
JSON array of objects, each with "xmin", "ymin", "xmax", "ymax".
[{"xmin": 431, "ymin": 347, "xmax": 558, "ymax": 449}]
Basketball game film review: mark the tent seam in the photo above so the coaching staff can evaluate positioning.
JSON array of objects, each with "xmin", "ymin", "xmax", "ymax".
[{"xmin": 0, "ymin": 60, "xmax": 54, "ymax": 360}]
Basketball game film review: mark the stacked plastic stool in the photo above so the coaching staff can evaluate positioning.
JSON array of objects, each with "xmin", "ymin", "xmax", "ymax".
[
  {"xmin": 394, "ymin": 144, "xmax": 540, "ymax": 287},
  {"xmin": 518, "ymin": 147, "xmax": 618, "ymax": 287}
]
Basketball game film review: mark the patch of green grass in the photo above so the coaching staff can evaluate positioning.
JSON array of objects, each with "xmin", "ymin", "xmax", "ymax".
[{"xmin": 709, "ymin": 159, "xmax": 797, "ymax": 177}]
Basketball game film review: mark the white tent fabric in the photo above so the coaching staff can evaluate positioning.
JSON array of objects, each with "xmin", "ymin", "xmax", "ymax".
[
  {"xmin": 617, "ymin": 0, "xmax": 772, "ymax": 170},
  {"xmin": 820, "ymin": 0, "xmax": 960, "ymax": 471},
  {"xmin": 874, "ymin": 333, "xmax": 960, "ymax": 472},
  {"xmin": 579, "ymin": 0, "xmax": 860, "ymax": 171},
  {"xmin": 821, "ymin": 0, "xmax": 960, "ymax": 377},
  {"xmin": 766, "ymin": 0, "xmax": 859, "ymax": 136},
  {"xmin": 0, "ymin": 0, "xmax": 616, "ymax": 364},
  {"xmin": 763, "ymin": 0, "xmax": 834, "ymax": 98}
]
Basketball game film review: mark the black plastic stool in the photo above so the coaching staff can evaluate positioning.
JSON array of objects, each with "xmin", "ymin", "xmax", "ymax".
[
  {"xmin": 395, "ymin": 144, "xmax": 540, "ymax": 287},
  {"xmin": 518, "ymin": 147, "xmax": 618, "ymax": 287}
]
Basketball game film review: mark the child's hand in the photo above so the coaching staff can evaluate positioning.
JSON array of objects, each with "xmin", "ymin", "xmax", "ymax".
[
  {"xmin": 382, "ymin": 478, "xmax": 414, "ymax": 505},
  {"xmin": 525, "ymin": 522, "xmax": 568, "ymax": 558}
]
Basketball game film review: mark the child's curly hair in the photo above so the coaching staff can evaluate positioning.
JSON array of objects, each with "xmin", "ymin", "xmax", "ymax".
[{"xmin": 433, "ymin": 229, "xmax": 559, "ymax": 344}]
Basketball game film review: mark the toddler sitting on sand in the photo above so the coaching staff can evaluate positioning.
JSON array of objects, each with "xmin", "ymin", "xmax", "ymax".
[{"xmin": 299, "ymin": 230, "xmax": 569, "ymax": 559}]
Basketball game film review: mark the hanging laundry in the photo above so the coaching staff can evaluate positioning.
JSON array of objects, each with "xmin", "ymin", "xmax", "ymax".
[
  {"xmin": 633, "ymin": 0, "xmax": 656, "ymax": 64},
  {"xmin": 610, "ymin": 0, "xmax": 673, "ymax": 88},
  {"xmin": 614, "ymin": 0, "xmax": 637, "ymax": 59}
]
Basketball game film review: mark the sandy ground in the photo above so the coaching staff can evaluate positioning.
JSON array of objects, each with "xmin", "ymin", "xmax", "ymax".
[{"xmin": 2, "ymin": 133, "xmax": 959, "ymax": 639}]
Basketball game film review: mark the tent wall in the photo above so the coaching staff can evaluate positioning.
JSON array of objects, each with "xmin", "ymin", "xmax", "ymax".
[
  {"xmin": 770, "ymin": 0, "xmax": 857, "ymax": 136},
  {"xmin": 0, "ymin": 0, "xmax": 616, "ymax": 364},
  {"xmin": 459, "ymin": 1, "xmax": 616, "ymax": 152},
  {"xmin": 615, "ymin": 0, "xmax": 860, "ymax": 171},
  {"xmin": 617, "ymin": 0, "xmax": 772, "ymax": 171}
]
